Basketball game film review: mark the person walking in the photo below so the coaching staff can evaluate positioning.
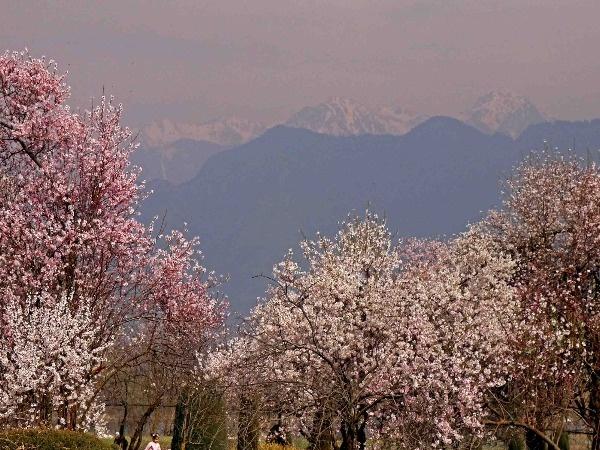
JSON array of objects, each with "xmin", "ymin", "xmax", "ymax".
[
  {"xmin": 114, "ymin": 432, "xmax": 129, "ymax": 450},
  {"xmin": 144, "ymin": 433, "xmax": 161, "ymax": 450}
]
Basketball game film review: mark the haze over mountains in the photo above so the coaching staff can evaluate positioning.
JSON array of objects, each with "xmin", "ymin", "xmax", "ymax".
[
  {"xmin": 140, "ymin": 113, "xmax": 600, "ymax": 315},
  {"xmin": 135, "ymin": 91, "xmax": 547, "ymax": 184}
]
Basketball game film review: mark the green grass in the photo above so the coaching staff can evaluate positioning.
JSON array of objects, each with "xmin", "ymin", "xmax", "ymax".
[{"xmin": 0, "ymin": 429, "xmax": 112, "ymax": 450}]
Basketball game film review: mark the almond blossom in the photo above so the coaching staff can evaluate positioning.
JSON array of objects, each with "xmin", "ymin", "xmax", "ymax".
[
  {"xmin": 208, "ymin": 213, "xmax": 518, "ymax": 450},
  {"xmin": 479, "ymin": 153, "xmax": 600, "ymax": 449},
  {"xmin": 0, "ymin": 50, "xmax": 225, "ymax": 430},
  {"xmin": 0, "ymin": 292, "xmax": 107, "ymax": 429}
]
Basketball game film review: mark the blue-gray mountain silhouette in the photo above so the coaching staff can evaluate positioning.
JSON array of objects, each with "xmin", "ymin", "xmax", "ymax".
[
  {"xmin": 132, "ymin": 138, "xmax": 225, "ymax": 184},
  {"xmin": 141, "ymin": 116, "xmax": 600, "ymax": 316}
]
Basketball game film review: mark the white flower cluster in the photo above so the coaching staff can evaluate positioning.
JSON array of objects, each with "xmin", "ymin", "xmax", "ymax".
[
  {"xmin": 209, "ymin": 214, "xmax": 518, "ymax": 448},
  {"xmin": 0, "ymin": 292, "xmax": 109, "ymax": 428}
]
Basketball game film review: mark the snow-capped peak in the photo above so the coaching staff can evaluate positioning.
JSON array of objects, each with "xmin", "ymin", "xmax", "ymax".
[
  {"xmin": 285, "ymin": 97, "xmax": 386, "ymax": 136},
  {"xmin": 465, "ymin": 90, "xmax": 545, "ymax": 138},
  {"xmin": 285, "ymin": 98, "xmax": 425, "ymax": 136},
  {"xmin": 141, "ymin": 117, "xmax": 268, "ymax": 147}
]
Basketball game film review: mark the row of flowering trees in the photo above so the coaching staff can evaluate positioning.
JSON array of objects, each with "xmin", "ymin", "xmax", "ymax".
[
  {"xmin": 482, "ymin": 156, "xmax": 600, "ymax": 449},
  {"xmin": 0, "ymin": 51, "xmax": 225, "ymax": 435},
  {"xmin": 2, "ymin": 49, "xmax": 600, "ymax": 450},
  {"xmin": 208, "ymin": 154, "xmax": 600, "ymax": 450},
  {"xmin": 208, "ymin": 215, "xmax": 519, "ymax": 449}
]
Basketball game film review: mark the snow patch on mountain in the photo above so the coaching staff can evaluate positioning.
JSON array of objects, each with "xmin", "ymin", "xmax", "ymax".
[
  {"xmin": 141, "ymin": 117, "xmax": 268, "ymax": 147},
  {"xmin": 285, "ymin": 97, "xmax": 426, "ymax": 136},
  {"xmin": 464, "ymin": 91, "xmax": 545, "ymax": 138}
]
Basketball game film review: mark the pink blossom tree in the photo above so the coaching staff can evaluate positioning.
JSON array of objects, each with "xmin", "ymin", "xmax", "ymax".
[
  {"xmin": 479, "ymin": 153, "xmax": 600, "ymax": 449},
  {"xmin": 208, "ymin": 213, "xmax": 518, "ymax": 450},
  {"xmin": 0, "ymin": 50, "xmax": 225, "ymax": 430}
]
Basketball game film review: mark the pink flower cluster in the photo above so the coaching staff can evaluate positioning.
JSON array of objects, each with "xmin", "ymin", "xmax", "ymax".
[{"xmin": 0, "ymin": 50, "xmax": 225, "ymax": 429}]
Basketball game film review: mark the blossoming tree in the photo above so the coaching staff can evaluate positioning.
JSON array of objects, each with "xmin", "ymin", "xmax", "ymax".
[
  {"xmin": 209, "ymin": 213, "xmax": 518, "ymax": 449},
  {"xmin": 0, "ymin": 50, "xmax": 225, "ymax": 430},
  {"xmin": 0, "ymin": 292, "xmax": 106, "ymax": 428},
  {"xmin": 480, "ymin": 154, "xmax": 600, "ymax": 450}
]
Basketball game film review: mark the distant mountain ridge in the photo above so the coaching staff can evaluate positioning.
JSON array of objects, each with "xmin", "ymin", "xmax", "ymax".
[
  {"xmin": 141, "ymin": 116, "xmax": 600, "ymax": 315},
  {"xmin": 136, "ymin": 98, "xmax": 429, "ymax": 184},
  {"xmin": 141, "ymin": 117, "xmax": 268, "ymax": 147},
  {"xmin": 140, "ymin": 91, "xmax": 544, "ymax": 148},
  {"xmin": 285, "ymin": 97, "xmax": 427, "ymax": 136},
  {"xmin": 135, "ymin": 118, "xmax": 266, "ymax": 184},
  {"xmin": 135, "ymin": 92, "xmax": 548, "ymax": 185}
]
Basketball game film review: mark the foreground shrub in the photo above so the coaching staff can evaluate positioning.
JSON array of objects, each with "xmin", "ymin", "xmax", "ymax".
[{"xmin": 0, "ymin": 429, "xmax": 112, "ymax": 450}]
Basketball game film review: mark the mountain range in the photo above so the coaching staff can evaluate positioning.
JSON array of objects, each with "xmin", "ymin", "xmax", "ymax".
[
  {"xmin": 141, "ymin": 117, "xmax": 268, "ymax": 147},
  {"xmin": 135, "ymin": 91, "xmax": 546, "ymax": 184},
  {"xmin": 140, "ymin": 116, "xmax": 600, "ymax": 315},
  {"xmin": 285, "ymin": 97, "xmax": 427, "ymax": 136}
]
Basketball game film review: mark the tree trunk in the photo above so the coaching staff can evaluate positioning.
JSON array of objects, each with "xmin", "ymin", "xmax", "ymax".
[
  {"xmin": 557, "ymin": 432, "xmax": 570, "ymax": 450},
  {"xmin": 38, "ymin": 393, "xmax": 52, "ymax": 427},
  {"xmin": 525, "ymin": 429, "xmax": 546, "ymax": 450},
  {"xmin": 67, "ymin": 404, "xmax": 77, "ymax": 430},
  {"xmin": 57, "ymin": 403, "xmax": 68, "ymax": 429},
  {"xmin": 340, "ymin": 421, "xmax": 357, "ymax": 450},
  {"xmin": 591, "ymin": 371, "xmax": 600, "ymax": 450},
  {"xmin": 357, "ymin": 421, "xmax": 367, "ymax": 450},
  {"xmin": 308, "ymin": 408, "xmax": 335, "ymax": 450},
  {"xmin": 237, "ymin": 395, "xmax": 260, "ymax": 450},
  {"xmin": 171, "ymin": 393, "xmax": 188, "ymax": 450},
  {"xmin": 119, "ymin": 400, "xmax": 129, "ymax": 438},
  {"xmin": 130, "ymin": 398, "xmax": 162, "ymax": 450}
]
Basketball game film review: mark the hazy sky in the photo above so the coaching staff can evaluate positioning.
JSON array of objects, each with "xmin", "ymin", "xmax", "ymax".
[{"xmin": 3, "ymin": 0, "xmax": 600, "ymax": 126}]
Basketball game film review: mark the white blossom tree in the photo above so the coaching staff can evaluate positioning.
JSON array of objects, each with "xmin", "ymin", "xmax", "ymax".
[
  {"xmin": 478, "ymin": 153, "xmax": 600, "ymax": 450},
  {"xmin": 209, "ymin": 213, "xmax": 518, "ymax": 450},
  {"xmin": 0, "ymin": 292, "xmax": 108, "ymax": 430}
]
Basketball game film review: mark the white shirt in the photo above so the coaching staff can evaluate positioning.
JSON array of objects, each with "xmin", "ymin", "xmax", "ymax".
[{"xmin": 144, "ymin": 441, "xmax": 161, "ymax": 450}]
